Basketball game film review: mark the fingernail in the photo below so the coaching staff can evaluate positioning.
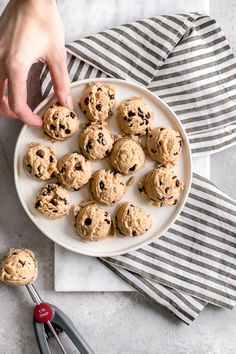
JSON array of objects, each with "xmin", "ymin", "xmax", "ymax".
[
  {"xmin": 66, "ymin": 95, "xmax": 73, "ymax": 110},
  {"xmin": 33, "ymin": 114, "xmax": 43, "ymax": 127}
]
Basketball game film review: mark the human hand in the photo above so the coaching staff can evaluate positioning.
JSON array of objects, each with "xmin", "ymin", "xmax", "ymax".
[{"xmin": 0, "ymin": 0, "xmax": 72, "ymax": 126}]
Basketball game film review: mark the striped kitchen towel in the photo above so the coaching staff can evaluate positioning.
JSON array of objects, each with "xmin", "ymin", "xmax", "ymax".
[{"xmin": 41, "ymin": 13, "xmax": 236, "ymax": 324}]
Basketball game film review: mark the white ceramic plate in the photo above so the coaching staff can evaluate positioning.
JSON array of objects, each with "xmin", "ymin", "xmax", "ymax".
[{"xmin": 14, "ymin": 78, "xmax": 192, "ymax": 257}]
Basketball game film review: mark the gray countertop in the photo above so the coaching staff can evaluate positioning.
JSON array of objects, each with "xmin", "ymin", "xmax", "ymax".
[{"xmin": 0, "ymin": 1, "xmax": 236, "ymax": 353}]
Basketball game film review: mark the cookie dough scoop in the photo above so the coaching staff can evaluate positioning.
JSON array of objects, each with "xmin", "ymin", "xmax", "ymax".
[
  {"xmin": 118, "ymin": 96, "xmax": 153, "ymax": 136},
  {"xmin": 74, "ymin": 201, "xmax": 112, "ymax": 241},
  {"xmin": 138, "ymin": 167, "xmax": 184, "ymax": 206},
  {"xmin": 116, "ymin": 202, "xmax": 152, "ymax": 237},
  {"xmin": 146, "ymin": 127, "xmax": 182, "ymax": 167},
  {"xmin": 79, "ymin": 82, "xmax": 116, "ymax": 122},
  {"xmin": 43, "ymin": 104, "xmax": 79, "ymax": 141},
  {"xmin": 110, "ymin": 137, "xmax": 145, "ymax": 175},
  {"xmin": 0, "ymin": 248, "xmax": 38, "ymax": 286}
]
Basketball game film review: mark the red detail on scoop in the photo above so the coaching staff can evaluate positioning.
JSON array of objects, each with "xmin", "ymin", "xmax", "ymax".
[{"xmin": 34, "ymin": 303, "xmax": 53, "ymax": 323}]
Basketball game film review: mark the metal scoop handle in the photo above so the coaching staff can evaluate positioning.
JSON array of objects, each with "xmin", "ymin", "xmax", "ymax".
[{"xmin": 33, "ymin": 304, "xmax": 94, "ymax": 354}]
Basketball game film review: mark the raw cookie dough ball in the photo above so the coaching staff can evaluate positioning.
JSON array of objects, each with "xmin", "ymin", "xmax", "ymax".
[
  {"xmin": 146, "ymin": 127, "xmax": 182, "ymax": 167},
  {"xmin": 74, "ymin": 202, "xmax": 112, "ymax": 241},
  {"xmin": 116, "ymin": 202, "xmax": 152, "ymax": 237},
  {"xmin": 34, "ymin": 183, "xmax": 70, "ymax": 219},
  {"xmin": 43, "ymin": 104, "xmax": 79, "ymax": 141},
  {"xmin": 138, "ymin": 167, "xmax": 184, "ymax": 207},
  {"xmin": 0, "ymin": 248, "xmax": 38, "ymax": 286},
  {"xmin": 110, "ymin": 137, "xmax": 145, "ymax": 175},
  {"xmin": 79, "ymin": 124, "xmax": 114, "ymax": 160},
  {"xmin": 118, "ymin": 96, "xmax": 153, "ymax": 136},
  {"xmin": 23, "ymin": 142, "xmax": 57, "ymax": 180},
  {"xmin": 79, "ymin": 82, "xmax": 116, "ymax": 122},
  {"xmin": 90, "ymin": 169, "xmax": 126, "ymax": 205},
  {"xmin": 57, "ymin": 153, "xmax": 92, "ymax": 190}
]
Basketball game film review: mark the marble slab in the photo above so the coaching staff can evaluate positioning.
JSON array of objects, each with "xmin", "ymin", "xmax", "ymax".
[{"xmin": 55, "ymin": 155, "xmax": 210, "ymax": 292}]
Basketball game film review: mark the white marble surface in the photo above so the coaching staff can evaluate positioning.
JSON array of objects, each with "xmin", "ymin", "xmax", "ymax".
[
  {"xmin": 0, "ymin": 1, "xmax": 236, "ymax": 354},
  {"xmin": 55, "ymin": 156, "xmax": 210, "ymax": 292}
]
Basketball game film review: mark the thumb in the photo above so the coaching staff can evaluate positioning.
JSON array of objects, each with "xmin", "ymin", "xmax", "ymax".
[{"xmin": 47, "ymin": 50, "xmax": 73, "ymax": 109}]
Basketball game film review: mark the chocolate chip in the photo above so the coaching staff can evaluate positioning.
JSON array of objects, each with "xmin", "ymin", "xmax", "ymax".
[
  {"xmin": 165, "ymin": 187, "xmax": 169, "ymax": 193},
  {"xmin": 105, "ymin": 150, "xmax": 110, "ymax": 155},
  {"xmin": 176, "ymin": 179, "xmax": 180, "ymax": 187},
  {"xmin": 84, "ymin": 97, "xmax": 89, "ymax": 105},
  {"xmin": 132, "ymin": 231, "xmax": 138, "ymax": 236},
  {"xmin": 42, "ymin": 189, "xmax": 48, "ymax": 196},
  {"xmin": 70, "ymin": 112, "xmax": 75, "ymax": 118},
  {"xmin": 160, "ymin": 128, "xmax": 164, "ymax": 131},
  {"xmin": 138, "ymin": 113, "xmax": 144, "ymax": 118},
  {"xmin": 97, "ymin": 87, "xmax": 102, "ymax": 92},
  {"xmin": 146, "ymin": 112, "xmax": 151, "ymax": 119},
  {"xmin": 129, "ymin": 164, "xmax": 137, "ymax": 172},
  {"xmin": 74, "ymin": 188, "xmax": 80, "ymax": 191},
  {"xmin": 34, "ymin": 173, "xmax": 42, "ymax": 179},
  {"xmin": 174, "ymin": 152, "xmax": 178, "ymax": 156},
  {"xmin": 159, "ymin": 141, "xmax": 162, "ymax": 146},
  {"xmin": 173, "ymin": 199, "xmax": 178, "ymax": 205},
  {"xmin": 108, "ymin": 109, "xmax": 113, "ymax": 116},
  {"xmin": 105, "ymin": 219, "xmax": 110, "ymax": 224},
  {"xmin": 128, "ymin": 111, "xmax": 135, "ymax": 117},
  {"xmin": 179, "ymin": 141, "xmax": 182, "ymax": 147},
  {"xmin": 19, "ymin": 260, "xmax": 26, "ymax": 266},
  {"xmin": 160, "ymin": 181, "xmax": 163, "ymax": 186},
  {"xmin": 83, "ymin": 110, "xmax": 86, "ymax": 114},
  {"xmin": 50, "ymin": 198, "xmax": 58, "ymax": 206},
  {"xmin": 49, "ymin": 156, "xmax": 54, "ymax": 163},
  {"xmin": 101, "ymin": 138, "xmax": 107, "ymax": 145},
  {"xmin": 65, "ymin": 129, "xmax": 71, "ymax": 134},
  {"xmin": 60, "ymin": 167, "xmax": 65, "ymax": 173},
  {"xmin": 96, "ymin": 104, "xmax": 102, "ymax": 111},
  {"xmin": 26, "ymin": 164, "xmax": 32, "ymax": 174},
  {"xmin": 35, "ymin": 201, "xmax": 41, "ymax": 209},
  {"xmin": 145, "ymin": 128, "xmax": 149, "ymax": 134},
  {"xmin": 104, "ymin": 211, "xmax": 108, "ymax": 217},
  {"xmin": 98, "ymin": 132, "xmax": 104, "ymax": 138},
  {"xmin": 75, "ymin": 163, "xmax": 82, "ymax": 171},
  {"xmin": 86, "ymin": 141, "xmax": 93, "ymax": 151},
  {"xmin": 172, "ymin": 176, "xmax": 177, "ymax": 179},
  {"xmin": 85, "ymin": 218, "xmax": 92, "ymax": 226},
  {"xmin": 99, "ymin": 181, "xmax": 105, "ymax": 190},
  {"xmin": 151, "ymin": 148, "xmax": 157, "ymax": 153},
  {"xmin": 53, "ymin": 210, "xmax": 58, "ymax": 213},
  {"xmin": 50, "ymin": 124, "xmax": 56, "ymax": 131},
  {"xmin": 139, "ymin": 186, "xmax": 145, "ymax": 193},
  {"xmin": 149, "ymin": 134, "xmax": 153, "ymax": 138},
  {"xmin": 52, "ymin": 113, "xmax": 58, "ymax": 120},
  {"xmin": 138, "ymin": 107, "xmax": 143, "ymax": 114},
  {"xmin": 109, "ymin": 94, "xmax": 115, "ymax": 99},
  {"xmin": 59, "ymin": 124, "xmax": 65, "ymax": 130},
  {"xmin": 55, "ymin": 134, "xmax": 59, "ymax": 138}
]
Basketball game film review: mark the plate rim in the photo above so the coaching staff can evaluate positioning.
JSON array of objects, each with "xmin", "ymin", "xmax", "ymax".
[{"xmin": 14, "ymin": 78, "xmax": 192, "ymax": 257}]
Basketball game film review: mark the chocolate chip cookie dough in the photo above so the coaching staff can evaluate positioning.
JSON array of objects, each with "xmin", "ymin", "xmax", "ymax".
[
  {"xmin": 57, "ymin": 152, "xmax": 92, "ymax": 190},
  {"xmin": 110, "ymin": 137, "xmax": 145, "ymax": 175},
  {"xmin": 34, "ymin": 183, "xmax": 70, "ymax": 219},
  {"xmin": 79, "ymin": 124, "xmax": 114, "ymax": 160},
  {"xmin": 90, "ymin": 169, "xmax": 126, "ymax": 205},
  {"xmin": 23, "ymin": 142, "xmax": 57, "ymax": 180},
  {"xmin": 146, "ymin": 127, "xmax": 182, "ymax": 167},
  {"xmin": 74, "ymin": 201, "xmax": 112, "ymax": 241},
  {"xmin": 43, "ymin": 104, "xmax": 79, "ymax": 141},
  {"xmin": 116, "ymin": 202, "xmax": 152, "ymax": 237},
  {"xmin": 118, "ymin": 96, "xmax": 153, "ymax": 136},
  {"xmin": 0, "ymin": 248, "xmax": 38, "ymax": 286},
  {"xmin": 79, "ymin": 82, "xmax": 116, "ymax": 122},
  {"xmin": 138, "ymin": 167, "xmax": 184, "ymax": 206}
]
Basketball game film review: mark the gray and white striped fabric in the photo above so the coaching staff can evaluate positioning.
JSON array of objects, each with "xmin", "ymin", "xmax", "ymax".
[{"xmin": 41, "ymin": 13, "xmax": 236, "ymax": 324}]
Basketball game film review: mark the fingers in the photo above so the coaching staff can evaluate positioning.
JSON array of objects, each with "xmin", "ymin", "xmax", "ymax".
[
  {"xmin": 47, "ymin": 49, "xmax": 73, "ymax": 109},
  {"xmin": 0, "ymin": 76, "xmax": 17, "ymax": 119},
  {"xmin": 7, "ymin": 66, "xmax": 42, "ymax": 126}
]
